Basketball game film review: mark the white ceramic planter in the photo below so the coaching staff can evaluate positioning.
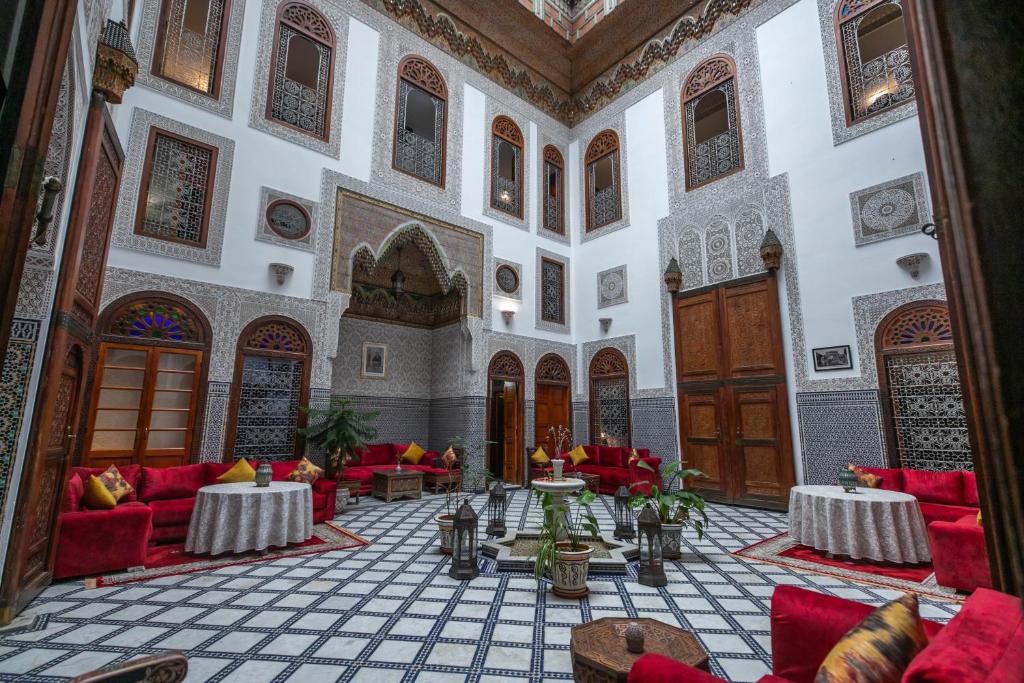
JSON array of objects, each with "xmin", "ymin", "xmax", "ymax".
[
  {"xmin": 435, "ymin": 514, "xmax": 455, "ymax": 555},
  {"xmin": 661, "ymin": 522, "xmax": 683, "ymax": 560},
  {"xmin": 551, "ymin": 543, "xmax": 593, "ymax": 598},
  {"xmin": 551, "ymin": 458, "xmax": 565, "ymax": 480}
]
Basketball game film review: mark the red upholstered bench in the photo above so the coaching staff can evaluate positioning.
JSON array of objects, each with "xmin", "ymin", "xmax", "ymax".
[
  {"xmin": 342, "ymin": 442, "xmax": 449, "ymax": 495},
  {"xmin": 528, "ymin": 445, "xmax": 663, "ymax": 495},
  {"xmin": 928, "ymin": 513, "xmax": 992, "ymax": 593},
  {"xmin": 856, "ymin": 466, "xmax": 979, "ymax": 524}
]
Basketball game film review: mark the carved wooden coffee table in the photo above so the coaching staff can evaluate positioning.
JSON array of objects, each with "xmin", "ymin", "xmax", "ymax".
[
  {"xmin": 570, "ymin": 617, "xmax": 709, "ymax": 682},
  {"xmin": 372, "ymin": 469, "xmax": 423, "ymax": 502},
  {"xmin": 577, "ymin": 472, "xmax": 600, "ymax": 494}
]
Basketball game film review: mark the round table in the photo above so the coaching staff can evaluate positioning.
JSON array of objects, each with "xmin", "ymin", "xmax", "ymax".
[
  {"xmin": 185, "ymin": 482, "xmax": 313, "ymax": 555},
  {"xmin": 789, "ymin": 485, "xmax": 931, "ymax": 564}
]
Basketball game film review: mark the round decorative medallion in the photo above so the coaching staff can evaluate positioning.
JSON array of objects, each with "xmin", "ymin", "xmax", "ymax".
[
  {"xmin": 266, "ymin": 200, "xmax": 311, "ymax": 240},
  {"xmin": 861, "ymin": 187, "xmax": 915, "ymax": 232},
  {"xmin": 495, "ymin": 264, "xmax": 519, "ymax": 294},
  {"xmin": 601, "ymin": 271, "xmax": 625, "ymax": 299}
]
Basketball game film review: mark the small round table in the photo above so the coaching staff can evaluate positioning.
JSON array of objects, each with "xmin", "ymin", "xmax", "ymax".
[
  {"xmin": 788, "ymin": 485, "xmax": 931, "ymax": 564},
  {"xmin": 185, "ymin": 482, "xmax": 313, "ymax": 555}
]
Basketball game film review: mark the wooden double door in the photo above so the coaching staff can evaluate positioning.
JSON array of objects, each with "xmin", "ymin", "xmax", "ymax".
[{"xmin": 672, "ymin": 275, "xmax": 794, "ymax": 510}]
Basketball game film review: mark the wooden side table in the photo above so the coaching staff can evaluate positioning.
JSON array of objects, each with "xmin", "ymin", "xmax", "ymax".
[
  {"xmin": 577, "ymin": 472, "xmax": 601, "ymax": 494},
  {"xmin": 570, "ymin": 617, "xmax": 709, "ymax": 682},
  {"xmin": 372, "ymin": 469, "xmax": 424, "ymax": 502}
]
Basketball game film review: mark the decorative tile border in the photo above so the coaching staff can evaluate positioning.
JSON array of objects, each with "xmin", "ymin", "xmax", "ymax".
[
  {"xmin": 849, "ymin": 172, "xmax": 930, "ymax": 246},
  {"xmin": 200, "ymin": 381, "xmax": 230, "ymax": 462},
  {"xmin": 111, "ymin": 108, "xmax": 235, "ymax": 266},
  {"xmin": 576, "ymin": 114, "xmax": 631, "ymax": 243},
  {"xmin": 255, "ymin": 186, "xmax": 318, "ymax": 252},
  {"xmin": 534, "ymin": 246, "xmax": 570, "ymax": 334},
  {"xmin": 493, "ymin": 258, "xmax": 522, "ymax": 301},
  {"xmin": 481, "ymin": 98, "xmax": 530, "ymax": 231},
  {"xmin": 596, "ymin": 264, "xmax": 627, "ymax": 308},
  {"xmin": 133, "ymin": 0, "xmax": 247, "ymax": 119}
]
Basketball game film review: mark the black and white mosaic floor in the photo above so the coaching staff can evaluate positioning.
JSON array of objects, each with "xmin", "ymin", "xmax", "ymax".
[{"xmin": 0, "ymin": 491, "xmax": 960, "ymax": 682}]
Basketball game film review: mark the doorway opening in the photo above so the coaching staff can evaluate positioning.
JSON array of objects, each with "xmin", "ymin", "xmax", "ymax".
[{"xmin": 487, "ymin": 351, "xmax": 524, "ymax": 485}]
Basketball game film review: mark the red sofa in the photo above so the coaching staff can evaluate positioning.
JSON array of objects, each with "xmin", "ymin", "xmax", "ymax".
[
  {"xmin": 928, "ymin": 513, "xmax": 992, "ymax": 593},
  {"xmin": 529, "ymin": 446, "xmax": 663, "ymax": 495},
  {"xmin": 54, "ymin": 460, "xmax": 337, "ymax": 579},
  {"xmin": 343, "ymin": 443, "xmax": 451, "ymax": 495},
  {"xmin": 858, "ymin": 467, "xmax": 979, "ymax": 524},
  {"xmin": 628, "ymin": 585, "xmax": 1023, "ymax": 683}
]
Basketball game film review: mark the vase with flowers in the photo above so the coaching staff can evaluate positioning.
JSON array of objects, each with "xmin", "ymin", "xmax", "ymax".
[
  {"xmin": 546, "ymin": 425, "xmax": 572, "ymax": 480},
  {"xmin": 434, "ymin": 446, "xmax": 461, "ymax": 554}
]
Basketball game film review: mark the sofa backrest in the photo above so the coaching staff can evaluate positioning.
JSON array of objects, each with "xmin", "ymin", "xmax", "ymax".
[
  {"xmin": 903, "ymin": 469, "xmax": 965, "ymax": 506},
  {"xmin": 360, "ymin": 443, "xmax": 396, "ymax": 466},
  {"xmin": 270, "ymin": 460, "xmax": 300, "ymax": 481},
  {"xmin": 70, "ymin": 464, "xmax": 141, "ymax": 502},
  {"xmin": 598, "ymin": 446, "xmax": 625, "ymax": 468},
  {"xmin": 859, "ymin": 466, "xmax": 904, "ymax": 492},
  {"xmin": 962, "ymin": 471, "xmax": 980, "ymax": 506},
  {"xmin": 139, "ymin": 463, "xmax": 207, "ymax": 502}
]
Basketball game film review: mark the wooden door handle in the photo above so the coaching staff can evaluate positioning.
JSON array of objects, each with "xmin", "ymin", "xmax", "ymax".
[{"xmin": 64, "ymin": 426, "xmax": 76, "ymax": 450}]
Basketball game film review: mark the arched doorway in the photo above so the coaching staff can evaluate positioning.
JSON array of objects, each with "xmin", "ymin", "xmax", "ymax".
[
  {"xmin": 589, "ymin": 347, "xmax": 632, "ymax": 447},
  {"xmin": 488, "ymin": 351, "xmax": 524, "ymax": 484},
  {"xmin": 535, "ymin": 353, "xmax": 571, "ymax": 456},
  {"xmin": 876, "ymin": 301, "xmax": 972, "ymax": 470}
]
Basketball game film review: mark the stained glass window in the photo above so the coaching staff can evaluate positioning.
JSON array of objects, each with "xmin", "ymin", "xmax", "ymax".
[
  {"xmin": 153, "ymin": 0, "xmax": 228, "ymax": 96},
  {"xmin": 137, "ymin": 130, "xmax": 216, "ymax": 246},
  {"xmin": 394, "ymin": 56, "xmax": 446, "ymax": 186},
  {"xmin": 268, "ymin": 2, "xmax": 334, "ymax": 140},
  {"xmin": 543, "ymin": 145, "xmax": 564, "ymax": 235},
  {"xmin": 683, "ymin": 55, "xmax": 743, "ymax": 190},
  {"xmin": 540, "ymin": 258, "xmax": 564, "ymax": 324},
  {"xmin": 491, "ymin": 116, "xmax": 524, "ymax": 219},
  {"xmin": 836, "ymin": 0, "xmax": 914, "ymax": 123},
  {"xmin": 585, "ymin": 130, "xmax": 622, "ymax": 231},
  {"xmin": 107, "ymin": 300, "xmax": 202, "ymax": 343}
]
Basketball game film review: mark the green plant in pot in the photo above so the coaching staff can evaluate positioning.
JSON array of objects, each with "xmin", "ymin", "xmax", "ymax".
[
  {"xmin": 297, "ymin": 399, "xmax": 379, "ymax": 482},
  {"xmin": 630, "ymin": 460, "xmax": 710, "ymax": 560},
  {"xmin": 533, "ymin": 489, "xmax": 600, "ymax": 598},
  {"xmin": 434, "ymin": 445, "xmax": 463, "ymax": 555}
]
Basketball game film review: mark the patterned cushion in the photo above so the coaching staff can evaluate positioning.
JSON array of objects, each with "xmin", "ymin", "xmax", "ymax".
[
  {"xmin": 530, "ymin": 447, "xmax": 550, "ymax": 465},
  {"xmin": 83, "ymin": 475, "xmax": 117, "ymax": 510},
  {"xmin": 815, "ymin": 593, "xmax": 928, "ymax": 683},
  {"xmin": 288, "ymin": 457, "xmax": 324, "ymax": 484},
  {"xmin": 217, "ymin": 458, "xmax": 256, "ymax": 483},
  {"xmin": 848, "ymin": 464, "xmax": 882, "ymax": 488},
  {"xmin": 568, "ymin": 445, "xmax": 590, "ymax": 466},
  {"xmin": 63, "ymin": 473, "xmax": 84, "ymax": 512},
  {"xmin": 98, "ymin": 465, "xmax": 134, "ymax": 503},
  {"xmin": 401, "ymin": 442, "xmax": 426, "ymax": 465}
]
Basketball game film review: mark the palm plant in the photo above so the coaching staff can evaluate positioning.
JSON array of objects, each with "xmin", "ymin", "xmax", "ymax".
[
  {"xmin": 630, "ymin": 460, "xmax": 710, "ymax": 539},
  {"xmin": 297, "ymin": 399, "xmax": 378, "ymax": 480},
  {"xmin": 533, "ymin": 489, "xmax": 600, "ymax": 583}
]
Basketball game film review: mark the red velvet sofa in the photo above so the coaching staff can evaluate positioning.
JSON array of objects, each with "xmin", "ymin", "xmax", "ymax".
[
  {"xmin": 343, "ymin": 443, "xmax": 451, "ymax": 495},
  {"xmin": 529, "ymin": 446, "xmax": 663, "ymax": 495},
  {"xmin": 928, "ymin": 513, "xmax": 992, "ymax": 593},
  {"xmin": 54, "ymin": 460, "xmax": 337, "ymax": 579},
  {"xmin": 628, "ymin": 585, "xmax": 1023, "ymax": 683},
  {"xmin": 859, "ymin": 467, "xmax": 979, "ymax": 524}
]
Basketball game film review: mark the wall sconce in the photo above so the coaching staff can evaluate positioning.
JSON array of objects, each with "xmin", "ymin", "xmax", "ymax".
[
  {"xmin": 663, "ymin": 258, "xmax": 682, "ymax": 294},
  {"xmin": 599, "ymin": 317, "xmax": 612, "ymax": 333},
  {"xmin": 269, "ymin": 262, "xmax": 293, "ymax": 286},
  {"xmin": 897, "ymin": 253, "xmax": 929, "ymax": 279},
  {"xmin": 501, "ymin": 309, "xmax": 515, "ymax": 325}
]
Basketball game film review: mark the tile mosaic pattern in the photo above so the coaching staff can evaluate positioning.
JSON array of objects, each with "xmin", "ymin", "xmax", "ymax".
[
  {"xmin": 596, "ymin": 265, "xmax": 627, "ymax": 309},
  {"xmin": 3, "ymin": 491, "xmax": 960, "ymax": 682},
  {"xmin": 0, "ymin": 319, "xmax": 41, "ymax": 523},
  {"xmin": 796, "ymin": 390, "xmax": 888, "ymax": 485},
  {"xmin": 849, "ymin": 172, "xmax": 929, "ymax": 246}
]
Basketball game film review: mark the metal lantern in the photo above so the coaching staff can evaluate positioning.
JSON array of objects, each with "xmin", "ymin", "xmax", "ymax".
[
  {"xmin": 637, "ymin": 504, "xmax": 667, "ymax": 587},
  {"xmin": 614, "ymin": 485, "xmax": 635, "ymax": 539},
  {"xmin": 838, "ymin": 467, "xmax": 859, "ymax": 493},
  {"xmin": 485, "ymin": 481, "xmax": 507, "ymax": 537},
  {"xmin": 255, "ymin": 462, "xmax": 272, "ymax": 487},
  {"xmin": 449, "ymin": 499, "xmax": 479, "ymax": 580}
]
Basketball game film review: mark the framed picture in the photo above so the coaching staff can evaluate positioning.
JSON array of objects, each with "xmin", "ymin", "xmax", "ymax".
[
  {"xmin": 812, "ymin": 345, "xmax": 853, "ymax": 371},
  {"xmin": 361, "ymin": 342, "xmax": 388, "ymax": 379}
]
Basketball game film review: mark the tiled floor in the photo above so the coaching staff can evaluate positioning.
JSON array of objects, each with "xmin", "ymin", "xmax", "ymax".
[{"xmin": 0, "ymin": 490, "xmax": 960, "ymax": 682}]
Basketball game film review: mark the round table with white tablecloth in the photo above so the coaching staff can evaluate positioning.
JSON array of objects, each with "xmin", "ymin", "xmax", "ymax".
[
  {"xmin": 185, "ymin": 481, "xmax": 313, "ymax": 555},
  {"xmin": 788, "ymin": 485, "xmax": 931, "ymax": 564}
]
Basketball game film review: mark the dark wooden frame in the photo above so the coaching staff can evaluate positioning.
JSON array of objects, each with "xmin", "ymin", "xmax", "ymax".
[
  {"xmin": 541, "ymin": 144, "xmax": 565, "ymax": 235},
  {"xmin": 681, "ymin": 53, "xmax": 745, "ymax": 192},
  {"xmin": 584, "ymin": 129, "xmax": 622, "ymax": 232},
  {"xmin": 539, "ymin": 256, "xmax": 566, "ymax": 325},
  {"xmin": 486, "ymin": 350, "xmax": 525, "ymax": 486},
  {"xmin": 589, "ymin": 347, "xmax": 632, "ymax": 447},
  {"xmin": 811, "ymin": 344, "xmax": 853, "ymax": 371},
  {"xmin": 224, "ymin": 315, "xmax": 313, "ymax": 461},
  {"xmin": 494, "ymin": 263, "xmax": 519, "ymax": 295},
  {"xmin": 265, "ymin": 197, "xmax": 313, "ymax": 240},
  {"xmin": 265, "ymin": 1, "xmax": 336, "ymax": 143},
  {"xmin": 151, "ymin": 0, "xmax": 233, "ymax": 98},
  {"xmin": 489, "ymin": 115, "xmax": 525, "ymax": 219},
  {"xmin": 391, "ymin": 54, "xmax": 448, "ymax": 189},
  {"xmin": 133, "ymin": 126, "xmax": 218, "ymax": 249}
]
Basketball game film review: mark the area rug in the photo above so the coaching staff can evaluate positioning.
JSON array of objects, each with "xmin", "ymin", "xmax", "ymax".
[
  {"xmin": 84, "ymin": 521, "xmax": 369, "ymax": 588},
  {"xmin": 734, "ymin": 533, "xmax": 964, "ymax": 602}
]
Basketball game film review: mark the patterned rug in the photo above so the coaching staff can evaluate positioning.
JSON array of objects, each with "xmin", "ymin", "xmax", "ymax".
[
  {"xmin": 734, "ymin": 533, "xmax": 963, "ymax": 602},
  {"xmin": 85, "ymin": 522, "xmax": 369, "ymax": 589}
]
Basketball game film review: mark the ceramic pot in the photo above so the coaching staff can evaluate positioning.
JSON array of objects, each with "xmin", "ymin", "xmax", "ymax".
[
  {"xmin": 661, "ymin": 522, "xmax": 683, "ymax": 560},
  {"xmin": 255, "ymin": 462, "xmax": 272, "ymax": 487},
  {"xmin": 334, "ymin": 488, "xmax": 350, "ymax": 514},
  {"xmin": 435, "ymin": 514, "xmax": 455, "ymax": 555},
  {"xmin": 551, "ymin": 542, "xmax": 593, "ymax": 598},
  {"xmin": 551, "ymin": 458, "xmax": 565, "ymax": 480}
]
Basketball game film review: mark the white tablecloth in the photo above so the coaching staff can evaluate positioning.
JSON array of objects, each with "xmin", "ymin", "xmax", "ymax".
[
  {"xmin": 788, "ymin": 485, "xmax": 931, "ymax": 564},
  {"xmin": 185, "ymin": 482, "xmax": 313, "ymax": 555}
]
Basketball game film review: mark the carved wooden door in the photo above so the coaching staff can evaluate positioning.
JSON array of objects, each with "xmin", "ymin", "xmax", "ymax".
[
  {"xmin": 502, "ymin": 383, "xmax": 522, "ymax": 484},
  {"xmin": 728, "ymin": 384, "xmax": 792, "ymax": 507},
  {"xmin": 678, "ymin": 389, "xmax": 727, "ymax": 498},
  {"xmin": 535, "ymin": 383, "xmax": 570, "ymax": 455}
]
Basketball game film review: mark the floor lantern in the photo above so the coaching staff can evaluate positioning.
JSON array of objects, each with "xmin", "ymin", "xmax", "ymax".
[
  {"xmin": 637, "ymin": 503, "xmax": 667, "ymax": 587},
  {"xmin": 450, "ymin": 499, "xmax": 480, "ymax": 581},
  {"xmin": 485, "ymin": 481, "xmax": 507, "ymax": 537},
  {"xmin": 614, "ymin": 485, "xmax": 635, "ymax": 539}
]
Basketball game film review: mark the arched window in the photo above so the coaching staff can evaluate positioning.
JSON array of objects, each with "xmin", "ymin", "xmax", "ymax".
[
  {"xmin": 490, "ymin": 116, "xmax": 524, "ymax": 218},
  {"xmin": 85, "ymin": 293, "xmax": 211, "ymax": 468},
  {"xmin": 227, "ymin": 316, "xmax": 312, "ymax": 461},
  {"xmin": 393, "ymin": 55, "xmax": 447, "ymax": 187},
  {"xmin": 542, "ymin": 145, "xmax": 565, "ymax": 235},
  {"xmin": 153, "ymin": 0, "xmax": 231, "ymax": 97},
  {"xmin": 535, "ymin": 353, "xmax": 571, "ymax": 455},
  {"xmin": 585, "ymin": 130, "xmax": 622, "ymax": 231},
  {"xmin": 836, "ymin": 0, "xmax": 914, "ymax": 123},
  {"xmin": 682, "ymin": 55, "xmax": 743, "ymax": 190},
  {"xmin": 875, "ymin": 301, "xmax": 971, "ymax": 471},
  {"xmin": 266, "ymin": 2, "xmax": 334, "ymax": 140},
  {"xmin": 589, "ymin": 348, "xmax": 631, "ymax": 447}
]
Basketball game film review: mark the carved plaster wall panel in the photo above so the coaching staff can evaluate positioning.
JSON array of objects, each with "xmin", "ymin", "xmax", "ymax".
[
  {"xmin": 482, "ymin": 330, "xmax": 577, "ymax": 402},
  {"xmin": 200, "ymin": 381, "xmax": 230, "ymax": 462},
  {"xmin": 849, "ymin": 172, "xmax": 929, "ymax": 246},
  {"xmin": 482, "ymin": 99, "xmax": 531, "ymax": 230},
  {"xmin": 535, "ymin": 247, "xmax": 570, "ymax": 334},
  {"xmin": 256, "ymin": 186, "xmax": 318, "ymax": 252},
  {"xmin": 596, "ymin": 265, "xmax": 628, "ymax": 309},
  {"xmin": 576, "ymin": 114, "xmax": 631, "ymax": 243}
]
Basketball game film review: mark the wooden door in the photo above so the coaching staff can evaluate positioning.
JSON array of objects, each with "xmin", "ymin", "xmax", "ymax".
[
  {"xmin": 502, "ymin": 382, "xmax": 522, "ymax": 484},
  {"xmin": 728, "ymin": 384, "xmax": 793, "ymax": 507},
  {"xmin": 678, "ymin": 389, "xmax": 727, "ymax": 498},
  {"xmin": 535, "ymin": 382, "xmax": 570, "ymax": 455}
]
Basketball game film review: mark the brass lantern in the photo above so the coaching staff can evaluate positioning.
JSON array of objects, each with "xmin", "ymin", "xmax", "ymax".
[
  {"xmin": 449, "ymin": 499, "xmax": 479, "ymax": 581},
  {"xmin": 663, "ymin": 258, "xmax": 682, "ymax": 294},
  {"xmin": 485, "ymin": 481, "xmax": 507, "ymax": 537},
  {"xmin": 637, "ymin": 503, "xmax": 667, "ymax": 587},
  {"xmin": 614, "ymin": 485, "xmax": 635, "ymax": 539}
]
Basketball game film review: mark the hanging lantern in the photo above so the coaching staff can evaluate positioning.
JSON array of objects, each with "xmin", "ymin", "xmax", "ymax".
[
  {"xmin": 485, "ymin": 481, "xmax": 507, "ymax": 536},
  {"xmin": 449, "ymin": 498, "xmax": 479, "ymax": 581},
  {"xmin": 614, "ymin": 485, "xmax": 635, "ymax": 539},
  {"xmin": 637, "ymin": 503, "xmax": 667, "ymax": 587}
]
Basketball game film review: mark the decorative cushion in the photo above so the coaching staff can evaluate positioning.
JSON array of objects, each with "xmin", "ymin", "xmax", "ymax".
[
  {"xmin": 441, "ymin": 447, "xmax": 458, "ymax": 469},
  {"xmin": 530, "ymin": 447, "xmax": 550, "ymax": 465},
  {"xmin": 98, "ymin": 465, "xmax": 134, "ymax": 503},
  {"xmin": 977, "ymin": 510, "xmax": 983, "ymax": 525},
  {"xmin": 815, "ymin": 593, "xmax": 928, "ymax": 683},
  {"xmin": 140, "ymin": 463, "xmax": 207, "ymax": 502},
  {"xmin": 848, "ymin": 464, "xmax": 882, "ymax": 488},
  {"xmin": 217, "ymin": 459, "xmax": 256, "ymax": 483},
  {"xmin": 401, "ymin": 442, "xmax": 426, "ymax": 465},
  {"xmin": 83, "ymin": 475, "xmax": 117, "ymax": 509},
  {"xmin": 63, "ymin": 473, "xmax": 84, "ymax": 512},
  {"xmin": 903, "ymin": 469, "xmax": 964, "ymax": 505},
  {"xmin": 962, "ymin": 471, "xmax": 979, "ymax": 506},
  {"xmin": 288, "ymin": 457, "xmax": 324, "ymax": 484},
  {"xmin": 568, "ymin": 445, "xmax": 590, "ymax": 466},
  {"xmin": 859, "ymin": 466, "xmax": 904, "ymax": 492}
]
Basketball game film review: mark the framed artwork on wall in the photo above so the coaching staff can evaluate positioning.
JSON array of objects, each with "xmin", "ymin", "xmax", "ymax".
[
  {"xmin": 361, "ymin": 342, "xmax": 388, "ymax": 379},
  {"xmin": 812, "ymin": 345, "xmax": 853, "ymax": 371}
]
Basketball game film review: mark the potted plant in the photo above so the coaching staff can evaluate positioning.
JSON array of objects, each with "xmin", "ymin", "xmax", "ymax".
[
  {"xmin": 298, "ymin": 400, "xmax": 379, "ymax": 505},
  {"xmin": 631, "ymin": 460, "xmax": 710, "ymax": 560},
  {"xmin": 533, "ymin": 489, "xmax": 600, "ymax": 598},
  {"xmin": 546, "ymin": 425, "xmax": 572, "ymax": 480},
  {"xmin": 434, "ymin": 446, "xmax": 461, "ymax": 554}
]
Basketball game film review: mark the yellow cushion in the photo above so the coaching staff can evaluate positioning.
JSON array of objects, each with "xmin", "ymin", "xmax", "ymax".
[
  {"xmin": 568, "ymin": 445, "xmax": 589, "ymax": 466},
  {"xmin": 977, "ymin": 510, "xmax": 983, "ymax": 526},
  {"xmin": 97, "ymin": 465, "xmax": 133, "ymax": 502},
  {"xmin": 217, "ymin": 458, "xmax": 256, "ymax": 483},
  {"xmin": 401, "ymin": 442, "xmax": 426, "ymax": 465},
  {"xmin": 83, "ymin": 475, "xmax": 117, "ymax": 509},
  {"xmin": 530, "ymin": 447, "xmax": 550, "ymax": 465},
  {"xmin": 288, "ymin": 457, "xmax": 324, "ymax": 484},
  {"xmin": 816, "ymin": 593, "xmax": 927, "ymax": 683}
]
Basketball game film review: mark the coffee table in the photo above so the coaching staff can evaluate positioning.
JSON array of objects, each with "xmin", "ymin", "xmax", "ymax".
[
  {"xmin": 577, "ymin": 472, "xmax": 600, "ymax": 494},
  {"xmin": 185, "ymin": 482, "xmax": 313, "ymax": 555},
  {"xmin": 372, "ymin": 469, "xmax": 423, "ymax": 502},
  {"xmin": 571, "ymin": 617, "xmax": 709, "ymax": 681}
]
